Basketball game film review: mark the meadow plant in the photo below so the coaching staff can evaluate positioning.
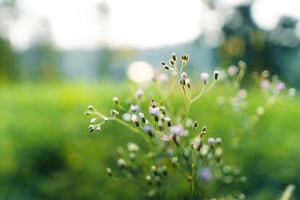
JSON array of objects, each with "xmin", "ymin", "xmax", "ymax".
[{"xmin": 84, "ymin": 53, "xmax": 295, "ymax": 199}]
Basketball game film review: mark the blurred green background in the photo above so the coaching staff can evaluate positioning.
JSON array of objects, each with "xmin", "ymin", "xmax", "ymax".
[{"xmin": 1, "ymin": 0, "xmax": 300, "ymax": 199}]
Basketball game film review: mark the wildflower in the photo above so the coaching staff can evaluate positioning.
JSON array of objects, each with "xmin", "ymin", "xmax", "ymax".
[
  {"xmin": 256, "ymin": 106, "xmax": 265, "ymax": 116},
  {"xmin": 144, "ymin": 124, "xmax": 153, "ymax": 136},
  {"xmin": 88, "ymin": 125, "xmax": 95, "ymax": 132},
  {"xmin": 191, "ymin": 137, "xmax": 202, "ymax": 150},
  {"xmin": 131, "ymin": 114, "xmax": 139, "ymax": 127},
  {"xmin": 288, "ymin": 88, "xmax": 296, "ymax": 96},
  {"xmin": 122, "ymin": 113, "xmax": 131, "ymax": 122},
  {"xmin": 214, "ymin": 70, "xmax": 220, "ymax": 80},
  {"xmin": 106, "ymin": 167, "xmax": 112, "ymax": 177},
  {"xmin": 111, "ymin": 109, "xmax": 119, "ymax": 116},
  {"xmin": 185, "ymin": 118, "xmax": 193, "ymax": 127},
  {"xmin": 87, "ymin": 105, "xmax": 94, "ymax": 111},
  {"xmin": 165, "ymin": 117, "xmax": 172, "ymax": 127},
  {"xmin": 157, "ymin": 73, "xmax": 168, "ymax": 83},
  {"xmin": 161, "ymin": 134, "xmax": 171, "ymax": 142},
  {"xmin": 117, "ymin": 158, "xmax": 126, "ymax": 168},
  {"xmin": 130, "ymin": 104, "xmax": 139, "ymax": 113},
  {"xmin": 260, "ymin": 80, "xmax": 271, "ymax": 90},
  {"xmin": 149, "ymin": 106, "xmax": 160, "ymax": 116},
  {"xmin": 215, "ymin": 137, "xmax": 222, "ymax": 144},
  {"xmin": 275, "ymin": 82, "xmax": 285, "ymax": 93},
  {"xmin": 135, "ymin": 89, "xmax": 144, "ymax": 99},
  {"xmin": 181, "ymin": 72, "xmax": 187, "ymax": 81},
  {"xmin": 170, "ymin": 125, "xmax": 183, "ymax": 135},
  {"xmin": 227, "ymin": 65, "xmax": 238, "ymax": 77},
  {"xmin": 127, "ymin": 142, "xmax": 139, "ymax": 152},
  {"xmin": 171, "ymin": 52, "xmax": 177, "ymax": 61},
  {"xmin": 198, "ymin": 168, "xmax": 212, "ymax": 182},
  {"xmin": 215, "ymin": 147, "xmax": 223, "ymax": 161},
  {"xmin": 170, "ymin": 59, "xmax": 175, "ymax": 66},
  {"xmin": 200, "ymin": 72, "xmax": 209, "ymax": 84},
  {"xmin": 145, "ymin": 175, "xmax": 152, "ymax": 185},
  {"xmin": 139, "ymin": 112, "xmax": 146, "ymax": 123},
  {"xmin": 113, "ymin": 97, "xmax": 119, "ymax": 105},
  {"xmin": 90, "ymin": 118, "xmax": 97, "ymax": 124},
  {"xmin": 208, "ymin": 137, "xmax": 215, "ymax": 145},
  {"xmin": 171, "ymin": 157, "xmax": 178, "ymax": 165},
  {"xmin": 238, "ymin": 89, "xmax": 247, "ymax": 99},
  {"xmin": 181, "ymin": 54, "xmax": 189, "ymax": 61},
  {"xmin": 95, "ymin": 126, "xmax": 101, "ymax": 132},
  {"xmin": 200, "ymin": 145, "xmax": 209, "ymax": 156},
  {"xmin": 186, "ymin": 78, "xmax": 191, "ymax": 88},
  {"xmin": 192, "ymin": 121, "xmax": 198, "ymax": 130}
]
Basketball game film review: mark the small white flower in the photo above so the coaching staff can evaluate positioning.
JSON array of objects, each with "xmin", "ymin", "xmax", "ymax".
[
  {"xmin": 200, "ymin": 72, "xmax": 209, "ymax": 84},
  {"xmin": 122, "ymin": 113, "xmax": 131, "ymax": 122},
  {"xmin": 238, "ymin": 89, "xmax": 247, "ymax": 99},
  {"xmin": 90, "ymin": 118, "xmax": 97, "ymax": 124},
  {"xmin": 208, "ymin": 137, "xmax": 215, "ymax": 145},
  {"xmin": 227, "ymin": 65, "xmax": 238, "ymax": 77},
  {"xmin": 127, "ymin": 142, "xmax": 139, "ymax": 152},
  {"xmin": 135, "ymin": 89, "xmax": 144, "ymax": 99}
]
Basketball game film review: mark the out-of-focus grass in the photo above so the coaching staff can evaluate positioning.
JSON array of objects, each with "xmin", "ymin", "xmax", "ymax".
[{"xmin": 0, "ymin": 83, "xmax": 299, "ymax": 199}]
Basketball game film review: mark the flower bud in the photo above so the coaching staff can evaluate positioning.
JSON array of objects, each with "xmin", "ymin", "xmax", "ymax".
[
  {"xmin": 111, "ymin": 109, "xmax": 119, "ymax": 116},
  {"xmin": 87, "ymin": 105, "xmax": 94, "ymax": 111},
  {"xmin": 117, "ymin": 158, "xmax": 126, "ymax": 168},
  {"xmin": 214, "ymin": 70, "xmax": 219, "ymax": 80},
  {"xmin": 200, "ymin": 73, "xmax": 209, "ymax": 84},
  {"xmin": 112, "ymin": 97, "xmax": 119, "ymax": 105},
  {"xmin": 106, "ymin": 167, "xmax": 112, "ymax": 177},
  {"xmin": 90, "ymin": 118, "xmax": 97, "ymax": 124},
  {"xmin": 131, "ymin": 114, "xmax": 139, "ymax": 127},
  {"xmin": 171, "ymin": 53, "xmax": 177, "ymax": 61}
]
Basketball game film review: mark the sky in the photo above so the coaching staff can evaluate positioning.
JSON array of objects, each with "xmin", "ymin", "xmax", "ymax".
[{"xmin": 6, "ymin": 0, "xmax": 300, "ymax": 50}]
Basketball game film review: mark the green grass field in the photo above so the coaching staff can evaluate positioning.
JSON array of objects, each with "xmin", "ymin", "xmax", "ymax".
[{"xmin": 0, "ymin": 83, "xmax": 299, "ymax": 199}]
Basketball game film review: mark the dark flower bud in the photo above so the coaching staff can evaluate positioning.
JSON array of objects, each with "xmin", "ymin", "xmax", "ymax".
[
  {"xmin": 87, "ymin": 105, "xmax": 94, "ymax": 111},
  {"xmin": 171, "ymin": 53, "xmax": 177, "ymax": 61},
  {"xmin": 192, "ymin": 121, "xmax": 198, "ymax": 130},
  {"xmin": 214, "ymin": 70, "xmax": 219, "ymax": 80},
  {"xmin": 106, "ymin": 167, "xmax": 112, "ymax": 177}
]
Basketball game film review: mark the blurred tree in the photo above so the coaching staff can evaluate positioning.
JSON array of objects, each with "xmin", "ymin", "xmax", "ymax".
[
  {"xmin": 218, "ymin": 4, "xmax": 300, "ymax": 81},
  {"xmin": 19, "ymin": 18, "xmax": 60, "ymax": 81},
  {"xmin": 0, "ymin": 0, "xmax": 19, "ymax": 82}
]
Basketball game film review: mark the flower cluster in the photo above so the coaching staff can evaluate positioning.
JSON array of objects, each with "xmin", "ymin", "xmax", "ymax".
[{"xmin": 84, "ymin": 53, "xmax": 287, "ymax": 199}]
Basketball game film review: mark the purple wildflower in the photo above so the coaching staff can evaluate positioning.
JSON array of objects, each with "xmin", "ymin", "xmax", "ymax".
[{"xmin": 198, "ymin": 168, "xmax": 212, "ymax": 182}]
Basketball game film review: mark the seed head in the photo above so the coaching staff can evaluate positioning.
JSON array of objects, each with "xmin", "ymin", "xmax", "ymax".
[{"xmin": 214, "ymin": 70, "xmax": 220, "ymax": 80}]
